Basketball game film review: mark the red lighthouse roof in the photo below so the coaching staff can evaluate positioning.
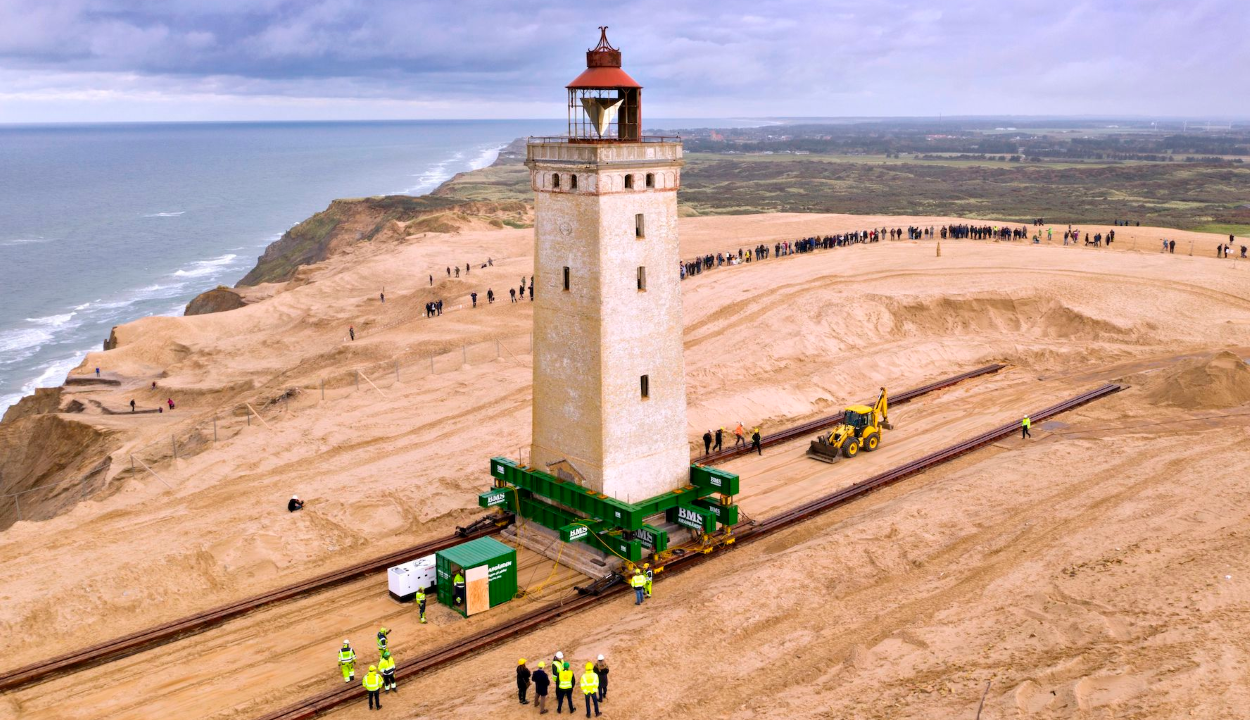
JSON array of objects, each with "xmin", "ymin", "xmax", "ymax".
[{"xmin": 566, "ymin": 27, "xmax": 641, "ymax": 89}]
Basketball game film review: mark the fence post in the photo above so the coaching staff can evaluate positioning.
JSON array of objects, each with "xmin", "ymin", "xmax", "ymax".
[
  {"xmin": 320, "ymin": 377, "xmax": 325, "ymax": 401},
  {"xmin": 131, "ymin": 454, "xmax": 135, "ymax": 473},
  {"xmin": 395, "ymin": 360, "xmax": 400, "ymax": 384},
  {"xmin": 355, "ymin": 370, "xmax": 360, "ymax": 392},
  {"xmin": 213, "ymin": 416, "xmax": 218, "ymax": 443},
  {"xmin": 247, "ymin": 411, "xmax": 251, "ymax": 427}
]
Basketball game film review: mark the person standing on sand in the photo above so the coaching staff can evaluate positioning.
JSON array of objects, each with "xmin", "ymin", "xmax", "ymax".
[
  {"xmin": 167, "ymin": 398, "xmax": 175, "ymax": 411},
  {"xmin": 380, "ymin": 291, "xmax": 385, "ymax": 303},
  {"xmin": 1022, "ymin": 416, "xmax": 1032, "ymax": 439},
  {"xmin": 130, "ymin": 399, "xmax": 136, "ymax": 412},
  {"xmin": 487, "ymin": 289, "xmax": 495, "ymax": 304},
  {"xmin": 466, "ymin": 262, "xmax": 470, "ymax": 275},
  {"xmin": 363, "ymin": 664, "xmax": 383, "ymax": 710},
  {"xmin": 510, "ymin": 288, "xmax": 516, "ymax": 303},
  {"xmin": 752, "ymin": 427, "xmax": 762, "ymax": 455},
  {"xmin": 733, "ymin": 422, "xmax": 746, "ymax": 448},
  {"xmin": 471, "ymin": 292, "xmax": 478, "ymax": 308},
  {"xmin": 517, "ymin": 658, "xmax": 532, "ymax": 705},
  {"xmin": 532, "ymin": 661, "xmax": 550, "ymax": 714},
  {"xmin": 349, "ymin": 326, "xmax": 355, "ymax": 341},
  {"xmin": 446, "ymin": 266, "xmax": 451, "ymax": 277},
  {"xmin": 429, "ymin": 274, "xmax": 433, "ymax": 286},
  {"xmin": 703, "ymin": 430, "xmax": 713, "ymax": 456},
  {"xmin": 1169, "ymin": 240, "xmax": 1176, "ymax": 254},
  {"xmin": 715, "ymin": 427, "xmax": 724, "ymax": 452},
  {"xmin": 593, "ymin": 655, "xmax": 609, "ymax": 702},
  {"xmin": 580, "ymin": 662, "xmax": 601, "ymax": 718}
]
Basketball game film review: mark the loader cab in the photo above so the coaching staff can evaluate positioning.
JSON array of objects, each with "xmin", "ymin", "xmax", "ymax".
[{"xmin": 844, "ymin": 405, "xmax": 874, "ymax": 435}]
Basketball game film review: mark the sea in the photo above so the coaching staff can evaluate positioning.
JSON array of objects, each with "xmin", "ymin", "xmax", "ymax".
[{"xmin": 0, "ymin": 118, "xmax": 755, "ymax": 413}]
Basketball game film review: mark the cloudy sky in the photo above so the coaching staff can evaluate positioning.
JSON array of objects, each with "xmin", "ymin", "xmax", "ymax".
[{"xmin": 1, "ymin": 0, "xmax": 1247, "ymax": 123}]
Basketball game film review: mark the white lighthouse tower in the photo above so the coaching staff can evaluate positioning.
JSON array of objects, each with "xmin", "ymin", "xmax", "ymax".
[{"xmin": 526, "ymin": 28, "xmax": 689, "ymax": 502}]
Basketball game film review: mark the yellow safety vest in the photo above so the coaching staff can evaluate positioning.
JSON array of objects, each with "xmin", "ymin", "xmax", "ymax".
[
  {"xmin": 415, "ymin": 590, "xmax": 425, "ymax": 602},
  {"xmin": 630, "ymin": 573, "xmax": 645, "ymax": 588},
  {"xmin": 1022, "ymin": 417, "xmax": 1031, "ymax": 428},
  {"xmin": 338, "ymin": 649, "xmax": 354, "ymax": 664},
  {"xmin": 363, "ymin": 671, "xmax": 383, "ymax": 691},
  {"xmin": 580, "ymin": 671, "xmax": 600, "ymax": 695},
  {"xmin": 558, "ymin": 668, "xmax": 574, "ymax": 689},
  {"xmin": 378, "ymin": 656, "xmax": 395, "ymax": 674}
]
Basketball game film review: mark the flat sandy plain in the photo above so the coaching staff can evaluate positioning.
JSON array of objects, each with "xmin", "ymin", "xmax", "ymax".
[{"xmin": 3, "ymin": 213, "xmax": 1250, "ymax": 719}]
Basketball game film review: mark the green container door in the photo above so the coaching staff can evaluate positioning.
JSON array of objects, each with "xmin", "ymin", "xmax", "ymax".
[{"xmin": 435, "ymin": 536, "xmax": 517, "ymax": 618}]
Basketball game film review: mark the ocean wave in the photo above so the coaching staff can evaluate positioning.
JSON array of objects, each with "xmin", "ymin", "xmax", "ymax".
[
  {"xmin": 1, "ymin": 355, "xmax": 81, "ymax": 413},
  {"xmin": 142, "ymin": 211, "xmax": 186, "ymax": 218},
  {"xmin": 26, "ymin": 312, "xmax": 77, "ymax": 328},
  {"xmin": 0, "ymin": 236, "xmax": 50, "ymax": 247},
  {"xmin": 398, "ymin": 151, "xmax": 466, "ymax": 196},
  {"xmin": 0, "ymin": 326, "xmax": 54, "ymax": 358},
  {"xmin": 468, "ymin": 143, "xmax": 505, "ymax": 171},
  {"xmin": 173, "ymin": 253, "xmax": 239, "ymax": 278}
]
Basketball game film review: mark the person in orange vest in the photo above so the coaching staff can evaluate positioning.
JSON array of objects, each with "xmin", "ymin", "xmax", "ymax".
[{"xmin": 733, "ymin": 422, "xmax": 746, "ymax": 448}]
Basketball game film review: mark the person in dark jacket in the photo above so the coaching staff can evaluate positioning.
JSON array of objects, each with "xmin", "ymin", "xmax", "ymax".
[
  {"xmin": 532, "ymin": 661, "xmax": 551, "ymax": 714},
  {"xmin": 714, "ymin": 427, "xmax": 723, "ymax": 452},
  {"xmin": 287, "ymin": 495, "xmax": 304, "ymax": 512},
  {"xmin": 593, "ymin": 655, "xmax": 608, "ymax": 702},
  {"xmin": 516, "ymin": 659, "xmax": 531, "ymax": 705},
  {"xmin": 751, "ymin": 427, "xmax": 762, "ymax": 455},
  {"xmin": 702, "ymin": 430, "xmax": 713, "ymax": 455}
]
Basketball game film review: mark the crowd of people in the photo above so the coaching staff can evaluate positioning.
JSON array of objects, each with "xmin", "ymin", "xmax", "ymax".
[
  {"xmin": 516, "ymin": 651, "xmax": 610, "ymax": 716},
  {"xmin": 700, "ymin": 423, "xmax": 763, "ymax": 456}
]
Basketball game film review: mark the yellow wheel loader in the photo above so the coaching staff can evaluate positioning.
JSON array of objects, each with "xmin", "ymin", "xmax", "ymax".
[{"xmin": 806, "ymin": 387, "xmax": 893, "ymax": 463}]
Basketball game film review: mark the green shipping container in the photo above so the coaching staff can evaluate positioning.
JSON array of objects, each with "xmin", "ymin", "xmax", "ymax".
[{"xmin": 435, "ymin": 536, "xmax": 517, "ymax": 618}]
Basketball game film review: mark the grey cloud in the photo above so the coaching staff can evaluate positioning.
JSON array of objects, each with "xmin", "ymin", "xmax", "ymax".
[{"xmin": 0, "ymin": 0, "xmax": 1247, "ymax": 121}]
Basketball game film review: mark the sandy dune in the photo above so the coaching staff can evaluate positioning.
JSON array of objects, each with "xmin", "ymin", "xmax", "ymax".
[{"xmin": 3, "ymin": 213, "xmax": 1250, "ymax": 719}]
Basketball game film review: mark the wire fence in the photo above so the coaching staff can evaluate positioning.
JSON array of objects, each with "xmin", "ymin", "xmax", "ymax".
[{"xmin": 0, "ymin": 333, "xmax": 533, "ymax": 530}]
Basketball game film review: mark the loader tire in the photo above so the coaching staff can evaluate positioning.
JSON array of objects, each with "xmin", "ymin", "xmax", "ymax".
[
  {"xmin": 863, "ymin": 433, "xmax": 879, "ymax": 452},
  {"xmin": 842, "ymin": 438, "xmax": 859, "ymax": 458}
]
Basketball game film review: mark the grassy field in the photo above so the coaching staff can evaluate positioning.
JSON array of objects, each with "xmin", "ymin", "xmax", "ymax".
[{"xmin": 432, "ymin": 144, "xmax": 1250, "ymax": 234}]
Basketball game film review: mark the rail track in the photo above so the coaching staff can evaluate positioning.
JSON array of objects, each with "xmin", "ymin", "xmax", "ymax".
[
  {"xmin": 255, "ymin": 382, "xmax": 1122, "ymax": 720},
  {"xmin": 700, "ymin": 363, "xmax": 1005, "ymax": 463},
  {"xmin": 0, "ymin": 364, "xmax": 1004, "ymax": 696},
  {"xmin": 0, "ymin": 520, "xmax": 507, "ymax": 693}
]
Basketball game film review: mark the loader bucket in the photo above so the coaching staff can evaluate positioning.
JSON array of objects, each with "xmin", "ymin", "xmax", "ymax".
[{"xmin": 806, "ymin": 439, "xmax": 841, "ymax": 463}]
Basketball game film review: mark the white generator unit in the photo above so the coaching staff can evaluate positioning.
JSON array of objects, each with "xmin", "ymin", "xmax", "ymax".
[{"xmin": 388, "ymin": 554, "xmax": 436, "ymax": 602}]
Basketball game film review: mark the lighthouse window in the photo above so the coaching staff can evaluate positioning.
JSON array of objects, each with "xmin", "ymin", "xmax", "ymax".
[
  {"xmin": 563, "ymin": 266, "xmax": 570, "ymax": 291},
  {"xmin": 552, "ymin": 173, "xmax": 561, "ymax": 189},
  {"xmin": 570, "ymin": 174, "xmax": 578, "ymax": 190},
  {"xmin": 640, "ymin": 374, "xmax": 650, "ymax": 399},
  {"xmin": 624, "ymin": 174, "xmax": 634, "ymax": 190},
  {"xmin": 645, "ymin": 173, "xmax": 655, "ymax": 189},
  {"xmin": 637, "ymin": 266, "xmax": 646, "ymax": 291},
  {"xmin": 635, "ymin": 213, "xmax": 645, "ymax": 238}
]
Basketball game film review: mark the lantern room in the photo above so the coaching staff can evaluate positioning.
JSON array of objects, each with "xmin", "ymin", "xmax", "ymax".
[{"xmin": 566, "ymin": 27, "xmax": 641, "ymax": 142}]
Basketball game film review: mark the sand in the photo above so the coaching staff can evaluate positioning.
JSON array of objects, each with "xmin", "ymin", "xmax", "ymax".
[{"xmin": 2, "ymin": 213, "xmax": 1250, "ymax": 719}]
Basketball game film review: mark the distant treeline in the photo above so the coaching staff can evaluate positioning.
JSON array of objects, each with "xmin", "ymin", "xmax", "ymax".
[{"xmin": 680, "ymin": 122, "xmax": 1250, "ymax": 162}]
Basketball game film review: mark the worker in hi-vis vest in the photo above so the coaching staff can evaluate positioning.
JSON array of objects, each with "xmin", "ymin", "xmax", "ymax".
[
  {"xmin": 556, "ymin": 661, "xmax": 575, "ymax": 713},
  {"xmin": 378, "ymin": 650, "xmax": 396, "ymax": 692},
  {"xmin": 363, "ymin": 664, "xmax": 384, "ymax": 710},
  {"xmin": 453, "ymin": 570, "xmax": 466, "ymax": 606},
  {"xmin": 376, "ymin": 626, "xmax": 390, "ymax": 653},
  {"xmin": 580, "ymin": 662, "xmax": 601, "ymax": 717},
  {"xmin": 338, "ymin": 640, "xmax": 356, "ymax": 682},
  {"xmin": 643, "ymin": 563, "xmax": 654, "ymax": 598},
  {"xmin": 1022, "ymin": 415, "xmax": 1032, "ymax": 439},
  {"xmin": 629, "ymin": 568, "xmax": 646, "ymax": 605},
  {"xmin": 415, "ymin": 587, "xmax": 427, "ymax": 623}
]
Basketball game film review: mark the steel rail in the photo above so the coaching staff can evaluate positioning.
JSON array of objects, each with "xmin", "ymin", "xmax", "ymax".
[
  {"xmin": 0, "ymin": 365, "xmax": 1003, "ymax": 695},
  {"xmin": 0, "ymin": 521, "xmax": 506, "ymax": 693},
  {"xmin": 254, "ymin": 383, "xmax": 1120, "ymax": 720},
  {"xmin": 700, "ymin": 363, "xmax": 1005, "ymax": 464}
]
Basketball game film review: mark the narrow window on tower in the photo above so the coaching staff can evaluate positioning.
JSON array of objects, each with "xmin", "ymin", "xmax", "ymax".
[
  {"xmin": 552, "ymin": 173, "xmax": 561, "ymax": 190},
  {"xmin": 637, "ymin": 266, "xmax": 646, "ymax": 291},
  {"xmin": 562, "ymin": 266, "xmax": 570, "ymax": 291},
  {"xmin": 570, "ymin": 174, "xmax": 578, "ymax": 190},
  {"xmin": 645, "ymin": 173, "xmax": 655, "ymax": 189},
  {"xmin": 624, "ymin": 174, "xmax": 634, "ymax": 190},
  {"xmin": 640, "ymin": 374, "xmax": 650, "ymax": 399},
  {"xmin": 635, "ymin": 213, "xmax": 645, "ymax": 239}
]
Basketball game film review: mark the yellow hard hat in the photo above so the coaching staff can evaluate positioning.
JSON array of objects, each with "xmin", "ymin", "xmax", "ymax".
[
  {"xmin": 368, "ymin": 665, "xmax": 377, "ymax": 671},
  {"xmin": 537, "ymin": 661, "xmax": 545, "ymax": 668},
  {"xmin": 643, "ymin": 563, "xmax": 649, "ymax": 568},
  {"xmin": 518, "ymin": 658, "xmax": 526, "ymax": 665},
  {"xmin": 585, "ymin": 662, "xmax": 593, "ymax": 670}
]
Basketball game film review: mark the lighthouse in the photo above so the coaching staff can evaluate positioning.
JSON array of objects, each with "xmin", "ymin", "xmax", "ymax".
[{"xmin": 526, "ymin": 28, "xmax": 689, "ymax": 502}]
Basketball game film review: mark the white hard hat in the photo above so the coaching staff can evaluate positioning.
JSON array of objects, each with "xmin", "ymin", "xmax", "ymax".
[
  {"xmin": 555, "ymin": 651, "xmax": 563, "ymax": 659},
  {"xmin": 597, "ymin": 654, "xmax": 605, "ymax": 661},
  {"xmin": 292, "ymin": 495, "xmax": 299, "ymax": 500},
  {"xmin": 343, "ymin": 639, "xmax": 350, "ymax": 644}
]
